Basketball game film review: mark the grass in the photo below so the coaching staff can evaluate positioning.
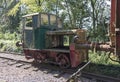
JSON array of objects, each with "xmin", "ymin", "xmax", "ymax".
[
  {"xmin": 0, "ymin": 32, "xmax": 22, "ymax": 53},
  {"xmin": 83, "ymin": 51, "xmax": 120, "ymax": 78},
  {"xmin": 89, "ymin": 51, "xmax": 120, "ymax": 65},
  {"xmin": 0, "ymin": 39, "xmax": 22, "ymax": 53}
]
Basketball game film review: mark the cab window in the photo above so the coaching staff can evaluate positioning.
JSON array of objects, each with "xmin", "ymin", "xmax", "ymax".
[
  {"xmin": 50, "ymin": 15, "xmax": 56, "ymax": 26},
  {"xmin": 25, "ymin": 16, "xmax": 32, "ymax": 28},
  {"xmin": 41, "ymin": 14, "xmax": 49, "ymax": 25},
  {"xmin": 57, "ymin": 18, "xmax": 62, "ymax": 28}
]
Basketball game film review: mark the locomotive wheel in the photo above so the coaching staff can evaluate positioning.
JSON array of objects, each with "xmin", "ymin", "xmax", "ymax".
[
  {"xmin": 57, "ymin": 53, "xmax": 70, "ymax": 68},
  {"xmin": 33, "ymin": 52, "xmax": 46, "ymax": 64}
]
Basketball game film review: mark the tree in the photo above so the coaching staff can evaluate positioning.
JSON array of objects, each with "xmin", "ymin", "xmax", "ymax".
[
  {"xmin": 59, "ymin": 0, "xmax": 90, "ymax": 29},
  {"xmin": 88, "ymin": 0, "xmax": 110, "ymax": 41},
  {"xmin": 0, "ymin": 0, "xmax": 19, "ymax": 33}
]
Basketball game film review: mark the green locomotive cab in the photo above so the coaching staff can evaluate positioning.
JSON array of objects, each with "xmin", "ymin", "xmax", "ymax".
[{"xmin": 22, "ymin": 13, "xmax": 63, "ymax": 49}]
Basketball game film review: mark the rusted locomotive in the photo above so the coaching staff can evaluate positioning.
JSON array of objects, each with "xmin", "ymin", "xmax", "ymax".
[
  {"xmin": 17, "ymin": 0, "xmax": 120, "ymax": 68},
  {"xmin": 17, "ymin": 13, "xmax": 88, "ymax": 68}
]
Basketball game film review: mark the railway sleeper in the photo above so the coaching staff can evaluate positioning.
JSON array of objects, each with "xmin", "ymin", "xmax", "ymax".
[
  {"xmin": 53, "ymin": 71, "xmax": 66, "ymax": 78},
  {"xmin": 23, "ymin": 64, "xmax": 32, "ymax": 69},
  {"xmin": 16, "ymin": 63, "xmax": 25, "ymax": 67},
  {"xmin": 1, "ymin": 60, "xmax": 9, "ymax": 63},
  {"xmin": 7, "ymin": 61, "xmax": 17, "ymax": 66}
]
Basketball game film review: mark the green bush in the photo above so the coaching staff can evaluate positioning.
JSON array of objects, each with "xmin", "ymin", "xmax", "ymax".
[
  {"xmin": 0, "ymin": 32, "xmax": 22, "ymax": 53},
  {"xmin": 0, "ymin": 40, "xmax": 22, "ymax": 53},
  {"xmin": 0, "ymin": 33, "xmax": 3, "ymax": 39},
  {"xmin": 0, "ymin": 32, "xmax": 20, "ymax": 40},
  {"xmin": 85, "ymin": 51, "xmax": 120, "ymax": 78},
  {"xmin": 89, "ymin": 51, "xmax": 120, "ymax": 65}
]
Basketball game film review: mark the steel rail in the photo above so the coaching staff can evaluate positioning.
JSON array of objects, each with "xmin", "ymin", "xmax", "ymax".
[
  {"xmin": 0, "ymin": 51, "xmax": 23, "ymax": 55},
  {"xmin": 82, "ymin": 72, "xmax": 120, "ymax": 82},
  {"xmin": 0, "ymin": 55, "xmax": 31, "ymax": 64}
]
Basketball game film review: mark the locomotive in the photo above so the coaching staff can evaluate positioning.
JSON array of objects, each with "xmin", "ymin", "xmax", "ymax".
[
  {"xmin": 17, "ymin": 0, "xmax": 120, "ymax": 68},
  {"xmin": 17, "ymin": 13, "xmax": 88, "ymax": 68}
]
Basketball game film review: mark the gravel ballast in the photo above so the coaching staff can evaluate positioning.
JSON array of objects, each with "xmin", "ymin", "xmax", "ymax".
[{"xmin": 0, "ymin": 60, "xmax": 68, "ymax": 82}]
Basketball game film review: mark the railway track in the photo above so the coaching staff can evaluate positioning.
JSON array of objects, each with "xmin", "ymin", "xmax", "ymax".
[
  {"xmin": 0, "ymin": 56, "xmax": 33, "ymax": 70},
  {"xmin": 82, "ymin": 72, "xmax": 120, "ymax": 82},
  {"xmin": 66, "ymin": 62, "xmax": 120, "ymax": 82},
  {"xmin": 0, "ymin": 52, "xmax": 120, "ymax": 82}
]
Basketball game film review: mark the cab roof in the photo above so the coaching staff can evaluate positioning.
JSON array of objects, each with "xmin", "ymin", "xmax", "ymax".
[{"xmin": 22, "ymin": 12, "xmax": 60, "ymax": 18}]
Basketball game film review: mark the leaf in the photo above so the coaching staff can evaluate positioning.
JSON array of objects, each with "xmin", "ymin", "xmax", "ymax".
[{"xmin": 7, "ymin": 2, "xmax": 20, "ymax": 16}]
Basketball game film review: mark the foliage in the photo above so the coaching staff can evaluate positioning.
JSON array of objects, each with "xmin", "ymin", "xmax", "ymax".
[
  {"xmin": 7, "ymin": 2, "xmax": 20, "ymax": 16},
  {"xmin": 0, "ymin": 0, "xmax": 20, "ymax": 33},
  {"xmin": 8, "ymin": 0, "xmax": 57, "ymax": 16},
  {"xmin": 8, "ymin": 0, "xmax": 42, "ymax": 16},
  {"xmin": 89, "ymin": 51, "xmax": 120, "ymax": 65},
  {"xmin": 57, "ymin": 0, "xmax": 90, "ymax": 29},
  {"xmin": 0, "ymin": 32, "xmax": 22, "ymax": 53},
  {"xmin": 0, "ymin": 32, "xmax": 18, "ymax": 40},
  {"xmin": 83, "ymin": 51, "xmax": 120, "ymax": 78},
  {"xmin": 87, "ymin": 0, "xmax": 110, "ymax": 41},
  {"xmin": 0, "ymin": 40, "xmax": 22, "ymax": 52},
  {"xmin": 84, "ymin": 62, "xmax": 120, "ymax": 78}
]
